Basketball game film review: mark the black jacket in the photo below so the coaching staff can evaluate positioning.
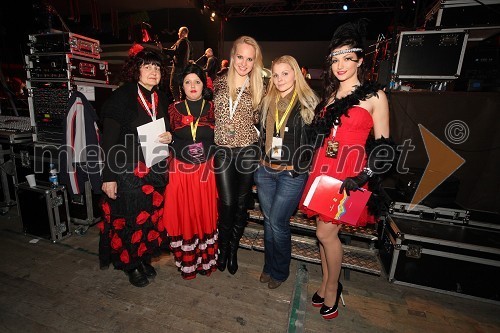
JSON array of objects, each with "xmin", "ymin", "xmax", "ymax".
[
  {"xmin": 258, "ymin": 103, "xmax": 315, "ymax": 176},
  {"xmin": 100, "ymin": 82, "xmax": 170, "ymax": 182}
]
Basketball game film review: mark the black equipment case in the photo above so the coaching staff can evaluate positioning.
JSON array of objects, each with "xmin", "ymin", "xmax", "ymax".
[
  {"xmin": 394, "ymin": 29, "xmax": 468, "ymax": 80},
  {"xmin": 12, "ymin": 143, "xmax": 101, "ymax": 228},
  {"xmin": 28, "ymin": 32, "xmax": 101, "ymax": 59},
  {"xmin": 26, "ymin": 54, "xmax": 109, "ymax": 84},
  {"xmin": 389, "ymin": 202, "xmax": 470, "ymax": 224},
  {"xmin": 379, "ymin": 215, "xmax": 500, "ymax": 304},
  {"xmin": 16, "ymin": 181, "xmax": 71, "ymax": 242}
]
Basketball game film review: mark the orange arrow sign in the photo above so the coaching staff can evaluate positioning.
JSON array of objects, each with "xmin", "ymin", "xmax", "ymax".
[{"xmin": 409, "ymin": 124, "xmax": 465, "ymax": 210}]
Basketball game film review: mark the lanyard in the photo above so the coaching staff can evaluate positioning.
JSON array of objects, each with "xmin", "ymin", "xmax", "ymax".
[
  {"xmin": 332, "ymin": 125, "xmax": 338, "ymax": 138},
  {"xmin": 184, "ymin": 99, "xmax": 206, "ymax": 142},
  {"xmin": 137, "ymin": 85, "xmax": 157, "ymax": 121},
  {"xmin": 229, "ymin": 76, "xmax": 249, "ymax": 120},
  {"xmin": 274, "ymin": 90, "xmax": 297, "ymax": 136}
]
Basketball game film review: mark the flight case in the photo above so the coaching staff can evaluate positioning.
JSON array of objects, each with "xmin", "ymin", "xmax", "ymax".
[
  {"xmin": 379, "ymin": 215, "xmax": 500, "ymax": 304},
  {"xmin": 16, "ymin": 181, "xmax": 71, "ymax": 242}
]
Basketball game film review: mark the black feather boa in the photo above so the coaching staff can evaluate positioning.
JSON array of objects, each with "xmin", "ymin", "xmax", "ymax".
[{"xmin": 311, "ymin": 81, "xmax": 381, "ymax": 145}]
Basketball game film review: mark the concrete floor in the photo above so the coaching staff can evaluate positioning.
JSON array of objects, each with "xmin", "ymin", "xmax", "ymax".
[{"xmin": 0, "ymin": 208, "xmax": 499, "ymax": 333}]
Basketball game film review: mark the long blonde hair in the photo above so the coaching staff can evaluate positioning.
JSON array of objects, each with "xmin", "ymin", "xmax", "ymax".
[
  {"xmin": 261, "ymin": 55, "xmax": 319, "ymax": 125},
  {"xmin": 227, "ymin": 36, "xmax": 264, "ymax": 110}
]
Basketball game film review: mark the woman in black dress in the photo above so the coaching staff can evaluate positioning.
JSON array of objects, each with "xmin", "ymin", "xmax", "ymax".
[{"xmin": 99, "ymin": 50, "xmax": 172, "ymax": 287}]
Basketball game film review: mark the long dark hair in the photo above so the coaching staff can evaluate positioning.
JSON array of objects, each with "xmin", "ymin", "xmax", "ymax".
[
  {"xmin": 120, "ymin": 49, "xmax": 168, "ymax": 85},
  {"xmin": 180, "ymin": 64, "xmax": 213, "ymax": 101},
  {"xmin": 317, "ymin": 19, "xmax": 369, "ymax": 112}
]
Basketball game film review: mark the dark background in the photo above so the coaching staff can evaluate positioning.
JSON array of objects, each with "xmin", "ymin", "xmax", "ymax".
[
  {"xmin": 1, "ymin": 0, "xmax": 499, "ymax": 214},
  {"xmin": 0, "ymin": 0, "xmax": 431, "ymax": 67}
]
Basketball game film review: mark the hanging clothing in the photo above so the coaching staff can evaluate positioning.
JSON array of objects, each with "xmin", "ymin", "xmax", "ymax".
[{"xmin": 59, "ymin": 90, "xmax": 103, "ymax": 196}]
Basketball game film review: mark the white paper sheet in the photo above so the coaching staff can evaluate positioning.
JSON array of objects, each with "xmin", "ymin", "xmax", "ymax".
[
  {"xmin": 303, "ymin": 175, "xmax": 321, "ymax": 207},
  {"xmin": 136, "ymin": 117, "xmax": 169, "ymax": 167}
]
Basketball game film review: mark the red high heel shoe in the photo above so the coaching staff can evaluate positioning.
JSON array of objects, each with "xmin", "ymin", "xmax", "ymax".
[{"xmin": 320, "ymin": 282, "xmax": 345, "ymax": 320}]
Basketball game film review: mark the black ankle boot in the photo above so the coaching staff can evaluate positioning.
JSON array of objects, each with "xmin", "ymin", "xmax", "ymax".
[
  {"xmin": 125, "ymin": 268, "xmax": 149, "ymax": 287},
  {"xmin": 227, "ymin": 245, "xmax": 239, "ymax": 275}
]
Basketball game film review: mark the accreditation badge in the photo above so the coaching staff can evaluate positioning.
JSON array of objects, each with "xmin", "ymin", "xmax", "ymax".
[
  {"xmin": 187, "ymin": 142, "xmax": 206, "ymax": 163},
  {"xmin": 271, "ymin": 137, "xmax": 283, "ymax": 159},
  {"xmin": 226, "ymin": 123, "xmax": 236, "ymax": 137},
  {"xmin": 325, "ymin": 140, "xmax": 339, "ymax": 158}
]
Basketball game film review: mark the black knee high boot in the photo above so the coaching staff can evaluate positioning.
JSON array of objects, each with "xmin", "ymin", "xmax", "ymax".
[
  {"xmin": 227, "ymin": 192, "xmax": 251, "ymax": 275},
  {"xmin": 227, "ymin": 223, "xmax": 247, "ymax": 275},
  {"xmin": 217, "ymin": 235, "xmax": 230, "ymax": 272},
  {"xmin": 217, "ymin": 208, "xmax": 233, "ymax": 272}
]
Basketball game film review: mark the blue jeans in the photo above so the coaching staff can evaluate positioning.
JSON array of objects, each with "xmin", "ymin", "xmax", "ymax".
[{"xmin": 253, "ymin": 165, "xmax": 308, "ymax": 282}]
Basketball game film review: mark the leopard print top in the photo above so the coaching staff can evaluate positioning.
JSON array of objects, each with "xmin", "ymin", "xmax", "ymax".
[{"xmin": 213, "ymin": 75, "xmax": 260, "ymax": 147}]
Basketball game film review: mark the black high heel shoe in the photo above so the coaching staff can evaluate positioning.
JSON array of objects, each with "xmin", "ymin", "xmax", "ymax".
[
  {"xmin": 320, "ymin": 282, "xmax": 345, "ymax": 320},
  {"xmin": 311, "ymin": 291, "xmax": 324, "ymax": 308}
]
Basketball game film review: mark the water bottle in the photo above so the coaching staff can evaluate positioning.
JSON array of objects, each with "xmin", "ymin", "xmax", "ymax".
[{"xmin": 49, "ymin": 163, "xmax": 59, "ymax": 189}]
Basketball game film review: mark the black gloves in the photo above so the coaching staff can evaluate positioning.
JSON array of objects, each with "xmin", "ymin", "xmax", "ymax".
[
  {"xmin": 340, "ymin": 136, "xmax": 398, "ymax": 196},
  {"xmin": 340, "ymin": 171, "xmax": 371, "ymax": 196}
]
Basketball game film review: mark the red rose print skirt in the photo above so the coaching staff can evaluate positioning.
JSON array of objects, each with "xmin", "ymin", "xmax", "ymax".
[{"xmin": 99, "ymin": 161, "xmax": 169, "ymax": 271}]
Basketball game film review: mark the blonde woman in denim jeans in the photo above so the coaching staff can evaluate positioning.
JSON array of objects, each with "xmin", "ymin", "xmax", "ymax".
[{"xmin": 254, "ymin": 55, "xmax": 319, "ymax": 289}]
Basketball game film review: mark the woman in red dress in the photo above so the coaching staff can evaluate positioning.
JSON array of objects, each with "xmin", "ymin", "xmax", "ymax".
[
  {"xmin": 299, "ymin": 20, "xmax": 393, "ymax": 319},
  {"xmin": 162, "ymin": 64, "xmax": 218, "ymax": 279}
]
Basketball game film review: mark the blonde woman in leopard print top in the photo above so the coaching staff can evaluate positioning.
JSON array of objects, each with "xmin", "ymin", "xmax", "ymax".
[{"xmin": 212, "ymin": 36, "xmax": 264, "ymax": 275}]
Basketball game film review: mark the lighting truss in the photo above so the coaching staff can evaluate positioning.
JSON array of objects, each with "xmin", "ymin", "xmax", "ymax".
[{"xmin": 205, "ymin": 0, "xmax": 398, "ymax": 18}]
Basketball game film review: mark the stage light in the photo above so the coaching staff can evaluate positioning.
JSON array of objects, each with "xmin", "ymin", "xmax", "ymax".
[
  {"xmin": 342, "ymin": 4, "xmax": 348, "ymax": 11},
  {"xmin": 211, "ymin": 12, "xmax": 216, "ymax": 18}
]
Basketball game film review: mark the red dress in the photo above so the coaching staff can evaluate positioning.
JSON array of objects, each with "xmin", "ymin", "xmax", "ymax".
[
  {"xmin": 162, "ymin": 100, "xmax": 218, "ymax": 279},
  {"xmin": 299, "ymin": 106, "xmax": 376, "ymax": 226}
]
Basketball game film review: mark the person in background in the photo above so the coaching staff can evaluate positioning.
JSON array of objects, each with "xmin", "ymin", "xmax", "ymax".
[
  {"xmin": 216, "ymin": 59, "xmax": 229, "ymax": 77},
  {"xmin": 301, "ymin": 66, "xmax": 311, "ymax": 80},
  {"xmin": 99, "ymin": 49, "xmax": 172, "ymax": 287},
  {"xmin": 162, "ymin": 64, "xmax": 218, "ymax": 279},
  {"xmin": 254, "ymin": 55, "xmax": 319, "ymax": 289},
  {"xmin": 299, "ymin": 20, "xmax": 394, "ymax": 319},
  {"xmin": 169, "ymin": 26, "xmax": 193, "ymax": 101},
  {"xmin": 203, "ymin": 48, "xmax": 219, "ymax": 81},
  {"xmin": 212, "ymin": 36, "xmax": 264, "ymax": 275}
]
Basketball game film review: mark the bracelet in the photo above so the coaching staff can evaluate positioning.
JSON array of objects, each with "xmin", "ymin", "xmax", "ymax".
[{"xmin": 363, "ymin": 167, "xmax": 374, "ymax": 177}]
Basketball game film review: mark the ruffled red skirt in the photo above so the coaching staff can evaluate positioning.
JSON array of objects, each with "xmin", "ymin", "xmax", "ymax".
[
  {"xmin": 299, "ymin": 138, "xmax": 376, "ymax": 227},
  {"xmin": 162, "ymin": 157, "xmax": 218, "ymax": 279}
]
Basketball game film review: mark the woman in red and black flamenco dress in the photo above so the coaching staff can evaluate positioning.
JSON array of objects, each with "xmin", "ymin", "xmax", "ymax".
[
  {"xmin": 162, "ymin": 64, "xmax": 218, "ymax": 279},
  {"xmin": 99, "ymin": 50, "xmax": 172, "ymax": 287},
  {"xmin": 299, "ymin": 20, "xmax": 396, "ymax": 319}
]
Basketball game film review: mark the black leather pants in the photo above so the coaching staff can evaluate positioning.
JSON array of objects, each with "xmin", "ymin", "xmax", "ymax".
[{"xmin": 214, "ymin": 145, "xmax": 259, "ymax": 252}]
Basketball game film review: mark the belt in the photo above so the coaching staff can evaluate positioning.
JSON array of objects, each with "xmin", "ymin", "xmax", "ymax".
[{"xmin": 261, "ymin": 160, "xmax": 294, "ymax": 171}]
